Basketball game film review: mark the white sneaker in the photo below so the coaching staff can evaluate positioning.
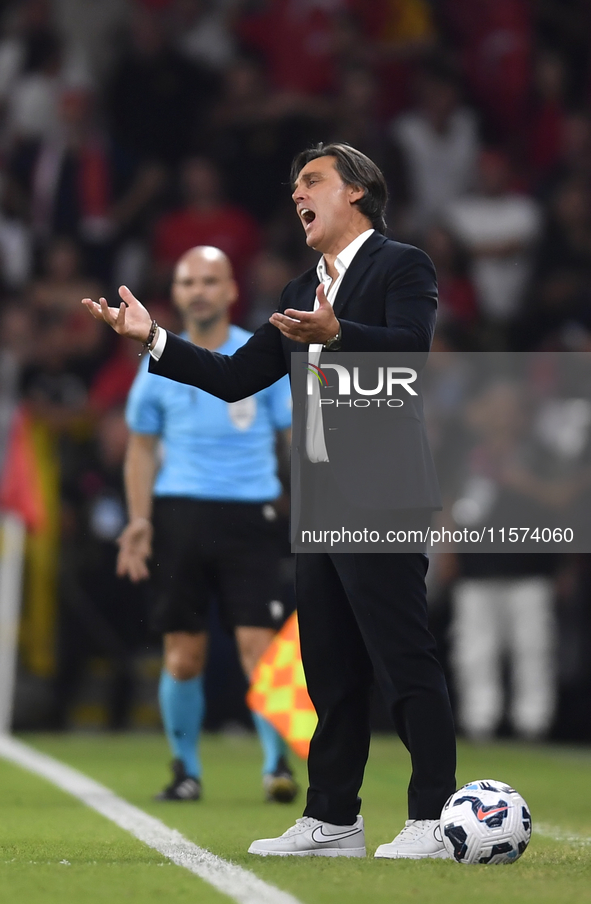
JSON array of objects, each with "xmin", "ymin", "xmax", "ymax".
[
  {"xmin": 374, "ymin": 819, "xmax": 450, "ymax": 860},
  {"xmin": 248, "ymin": 816, "xmax": 366, "ymax": 857}
]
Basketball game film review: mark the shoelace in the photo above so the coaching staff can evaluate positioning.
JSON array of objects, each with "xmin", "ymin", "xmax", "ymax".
[
  {"xmin": 395, "ymin": 819, "xmax": 435, "ymax": 841},
  {"xmin": 282, "ymin": 817, "xmax": 320, "ymax": 836}
]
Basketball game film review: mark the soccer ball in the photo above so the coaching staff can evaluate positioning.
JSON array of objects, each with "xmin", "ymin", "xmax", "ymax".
[{"xmin": 440, "ymin": 779, "xmax": 532, "ymax": 864}]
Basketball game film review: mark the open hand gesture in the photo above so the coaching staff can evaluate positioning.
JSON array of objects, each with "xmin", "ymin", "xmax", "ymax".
[
  {"xmin": 82, "ymin": 286, "xmax": 153, "ymax": 344},
  {"xmin": 269, "ymin": 283, "xmax": 339, "ymax": 344}
]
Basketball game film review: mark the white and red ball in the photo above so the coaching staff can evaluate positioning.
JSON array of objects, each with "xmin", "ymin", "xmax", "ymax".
[{"xmin": 441, "ymin": 779, "xmax": 532, "ymax": 864}]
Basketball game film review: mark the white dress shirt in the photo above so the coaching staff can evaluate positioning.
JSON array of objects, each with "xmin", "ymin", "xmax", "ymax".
[
  {"xmin": 306, "ymin": 228, "xmax": 374, "ymax": 462},
  {"xmin": 150, "ymin": 324, "xmax": 168, "ymax": 359}
]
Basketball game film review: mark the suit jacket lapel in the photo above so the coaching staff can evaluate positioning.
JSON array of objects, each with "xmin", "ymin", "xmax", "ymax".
[
  {"xmin": 332, "ymin": 231, "xmax": 387, "ymax": 319},
  {"xmin": 282, "ymin": 269, "xmax": 318, "ymax": 356},
  {"xmin": 296, "ymin": 268, "xmax": 319, "ymax": 312},
  {"xmin": 284, "ymin": 232, "xmax": 387, "ymax": 355}
]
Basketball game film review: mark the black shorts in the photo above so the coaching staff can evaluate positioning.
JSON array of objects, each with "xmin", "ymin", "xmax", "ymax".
[{"xmin": 150, "ymin": 497, "xmax": 287, "ymax": 635}]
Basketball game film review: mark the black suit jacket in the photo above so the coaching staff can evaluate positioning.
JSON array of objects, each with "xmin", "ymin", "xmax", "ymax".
[{"xmin": 149, "ymin": 231, "xmax": 440, "ymax": 509}]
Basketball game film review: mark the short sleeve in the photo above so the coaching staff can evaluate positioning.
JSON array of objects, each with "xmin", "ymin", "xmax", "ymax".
[
  {"xmin": 262, "ymin": 374, "xmax": 292, "ymax": 431},
  {"xmin": 125, "ymin": 358, "xmax": 165, "ymax": 435}
]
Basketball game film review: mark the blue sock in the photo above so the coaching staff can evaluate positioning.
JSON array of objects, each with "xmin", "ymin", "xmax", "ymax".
[
  {"xmin": 158, "ymin": 670, "xmax": 205, "ymax": 779},
  {"xmin": 252, "ymin": 711, "xmax": 288, "ymax": 774}
]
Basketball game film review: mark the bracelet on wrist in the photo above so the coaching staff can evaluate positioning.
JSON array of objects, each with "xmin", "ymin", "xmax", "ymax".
[{"xmin": 140, "ymin": 320, "xmax": 158, "ymax": 356}]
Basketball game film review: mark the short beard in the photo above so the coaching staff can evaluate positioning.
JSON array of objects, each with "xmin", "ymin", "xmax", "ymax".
[{"xmin": 189, "ymin": 311, "xmax": 223, "ymax": 333}]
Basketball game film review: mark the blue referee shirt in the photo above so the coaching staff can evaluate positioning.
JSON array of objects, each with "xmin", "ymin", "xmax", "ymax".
[{"xmin": 125, "ymin": 326, "xmax": 291, "ymax": 502}]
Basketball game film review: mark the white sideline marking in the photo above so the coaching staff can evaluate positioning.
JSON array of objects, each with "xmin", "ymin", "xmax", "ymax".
[
  {"xmin": 536, "ymin": 823, "xmax": 591, "ymax": 846},
  {"xmin": 0, "ymin": 734, "xmax": 303, "ymax": 904}
]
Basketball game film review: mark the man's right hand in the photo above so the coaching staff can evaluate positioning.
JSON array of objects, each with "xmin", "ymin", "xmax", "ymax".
[
  {"xmin": 82, "ymin": 285, "xmax": 153, "ymax": 344},
  {"xmin": 117, "ymin": 517, "xmax": 153, "ymax": 582}
]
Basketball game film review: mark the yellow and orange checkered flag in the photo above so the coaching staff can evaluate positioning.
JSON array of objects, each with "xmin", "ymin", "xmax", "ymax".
[{"xmin": 247, "ymin": 612, "xmax": 317, "ymax": 759}]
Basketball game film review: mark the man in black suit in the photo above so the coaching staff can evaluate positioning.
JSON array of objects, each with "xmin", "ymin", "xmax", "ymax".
[{"xmin": 83, "ymin": 143, "xmax": 456, "ymax": 860}]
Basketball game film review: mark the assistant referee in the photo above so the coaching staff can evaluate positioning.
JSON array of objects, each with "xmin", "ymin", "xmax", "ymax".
[{"xmin": 118, "ymin": 246, "xmax": 297, "ymax": 802}]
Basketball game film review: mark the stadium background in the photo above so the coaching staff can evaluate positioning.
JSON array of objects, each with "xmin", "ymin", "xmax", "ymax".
[{"xmin": 0, "ymin": 0, "xmax": 590, "ymax": 745}]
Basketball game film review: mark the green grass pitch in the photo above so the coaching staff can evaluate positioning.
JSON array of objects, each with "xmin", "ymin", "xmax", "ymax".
[{"xmin": 1, "ymin": 733, "xmax": 590, "ymax": 904}]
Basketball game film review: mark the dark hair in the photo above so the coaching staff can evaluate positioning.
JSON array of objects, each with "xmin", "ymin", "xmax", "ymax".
[{"xmin": 290, "ymin": 142, "xmax": 388, "ymax": 233}]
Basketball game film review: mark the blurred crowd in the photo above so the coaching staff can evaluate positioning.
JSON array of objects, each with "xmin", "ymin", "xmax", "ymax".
[{"xmin": 1, "ymin": 0, "xmax": 591, "ymax": 741}]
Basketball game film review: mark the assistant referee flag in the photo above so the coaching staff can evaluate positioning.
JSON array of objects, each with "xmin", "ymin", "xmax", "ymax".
[{"xmin": 247, "ymin": 612, "xmax": 317, "ymax": 758}]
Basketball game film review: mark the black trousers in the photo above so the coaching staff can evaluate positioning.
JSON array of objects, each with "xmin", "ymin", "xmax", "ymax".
[{"xmin": 296, "ymin": 550, "xmax": 456, "ymax": 825}]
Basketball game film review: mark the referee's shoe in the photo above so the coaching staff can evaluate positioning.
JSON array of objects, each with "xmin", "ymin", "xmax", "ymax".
[
  {"xmin": 154, "ymin": 759, "xmax": 202, "ymax": 801},
  {"xmin": 263, "ymin": 755, "xmax": 299, "ymax": 803}
]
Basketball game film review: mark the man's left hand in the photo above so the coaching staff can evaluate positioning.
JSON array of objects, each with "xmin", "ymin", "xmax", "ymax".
[{"xmin": 269, "ymin": 283, "xmax": 340, "ymax": 344}]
